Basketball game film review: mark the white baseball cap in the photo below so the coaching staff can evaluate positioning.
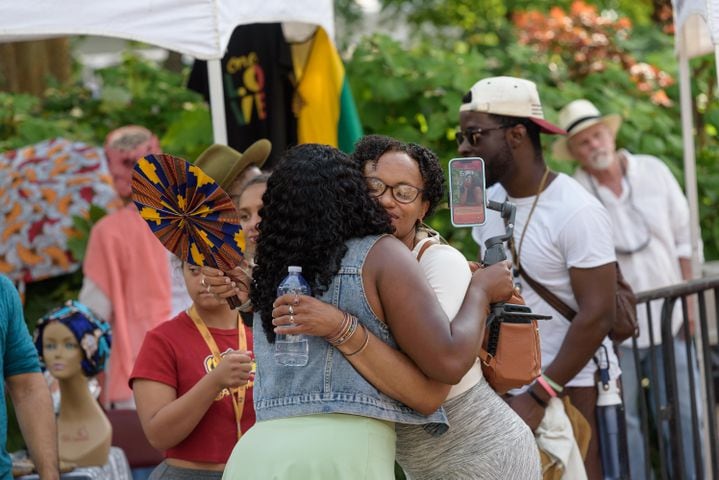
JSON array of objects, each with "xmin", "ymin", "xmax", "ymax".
[
  {"xmin": 552, "ymin": 99, "xmax": 623, "ymax": 161},
  {"xmin": 460, "ymin": 76, "xmax": 566, "ymax": 135}
]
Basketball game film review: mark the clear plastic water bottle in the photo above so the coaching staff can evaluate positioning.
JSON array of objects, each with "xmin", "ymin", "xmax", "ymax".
[
  {"xmin": 595, "ymin": 347, "xmax": 629, "ymax": 479},
  {"xmin": 274, "ymin": 266, "xmax": 310, "ymax": 367}
]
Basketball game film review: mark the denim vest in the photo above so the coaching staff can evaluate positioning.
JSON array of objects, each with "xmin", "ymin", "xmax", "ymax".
[{"xmin": 252, "ymin": 234, "xmax": 448, "ymax": 432}]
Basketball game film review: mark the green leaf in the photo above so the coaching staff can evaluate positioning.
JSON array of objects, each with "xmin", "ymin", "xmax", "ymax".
[{"xmin": 88, "ymin": 204, "xmax": 108, "ymax": 224}]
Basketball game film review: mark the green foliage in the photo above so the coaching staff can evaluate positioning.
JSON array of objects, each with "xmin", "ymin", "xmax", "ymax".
[
  {"xmin": 1, "ymin": 52, "xmax": 212, "ymax": 159},
  {"xmin": 66, "ymin": 204, "xmax": 108, "ymax": 262}
]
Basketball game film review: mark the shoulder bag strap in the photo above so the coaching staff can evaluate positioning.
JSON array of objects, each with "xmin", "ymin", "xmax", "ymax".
[
  {"xmin": 519, "ymin": 268, "xmax": 577, "ymax": 322},
  {"xmin": 415, "ymin": 239, "xmax": 436, "ymax": 262}
]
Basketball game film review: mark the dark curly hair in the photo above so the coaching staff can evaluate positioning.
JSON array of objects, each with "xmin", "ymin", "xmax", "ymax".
[
  {"xmin": 250, "ymin": 144, "xmax": 393, "ymax": 342},
  {"xmin": 351, "ymin": 135, "xmax": 445, "ymax": 218}
]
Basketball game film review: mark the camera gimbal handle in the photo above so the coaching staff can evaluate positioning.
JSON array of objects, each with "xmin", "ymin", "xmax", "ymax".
[{"xmin": 483, "ymin": 200, "xmax": 516, "ymax": 267}]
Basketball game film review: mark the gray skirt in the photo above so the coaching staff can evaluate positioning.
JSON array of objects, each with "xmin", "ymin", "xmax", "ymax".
[
  {"xmin": 396, "ymin": 377, "xmax": 541, "ymax": 480},
  {"xmin": 148, "ymin": 462, "xmax": 223, "ymax": 480}
]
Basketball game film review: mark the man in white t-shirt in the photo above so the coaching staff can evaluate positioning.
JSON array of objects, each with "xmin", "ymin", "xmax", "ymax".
[
  {"xmin": 553, "ymin": 99, "xmax": 702, "ymax": 480},
  {"xmin": 459, "ymin": 77, "xmax": 620, "ymax": 479}
]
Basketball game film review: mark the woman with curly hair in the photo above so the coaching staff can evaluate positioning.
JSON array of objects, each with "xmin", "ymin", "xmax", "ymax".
[{"xmin": 222, "ymin": 143, "xmax": 514, "ymax": 479}]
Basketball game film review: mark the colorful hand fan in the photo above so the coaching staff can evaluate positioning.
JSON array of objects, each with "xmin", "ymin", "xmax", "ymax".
[{"xmin": 131, "ymin": 153, "xmax": 245, "ymax": 308}]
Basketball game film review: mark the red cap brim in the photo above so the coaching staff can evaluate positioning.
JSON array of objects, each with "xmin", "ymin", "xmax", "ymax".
[{"xmin": 530, "ymin": 117, "xmax": 566, "ymax": 135}]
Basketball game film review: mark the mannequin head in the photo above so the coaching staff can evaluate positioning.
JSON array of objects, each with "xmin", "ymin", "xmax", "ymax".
[{"xmin": 34, "ymin": 301, "xmax": 112, "ymax": 378}]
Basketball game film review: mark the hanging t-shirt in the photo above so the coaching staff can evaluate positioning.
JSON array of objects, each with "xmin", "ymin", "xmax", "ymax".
[{"xmin": 188, "ymin": 23, "xmax": 296, "ymax": 169}]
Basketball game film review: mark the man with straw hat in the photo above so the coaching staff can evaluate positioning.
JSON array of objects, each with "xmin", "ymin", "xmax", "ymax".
[
  {"xmin": 461, "ymin": 76, "xmax": 621, "ymax": 479},
  {"xmin": 554, "ymin": 99, "xmax": 702, "ymax": 480}
]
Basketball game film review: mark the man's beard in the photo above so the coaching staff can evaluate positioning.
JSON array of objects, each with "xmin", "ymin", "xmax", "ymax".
[
  {"xmin": 483, "ymin": 139, "xmax": 513, "ymax": 188},
  {"xmin": 588, "ymin": 150, "xmax": 614, "ymax": 170}
]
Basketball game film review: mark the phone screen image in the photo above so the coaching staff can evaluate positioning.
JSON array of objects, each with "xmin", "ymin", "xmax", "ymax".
[{"xmin": 448, "ymin": 157, "xmax": 486, "ymax": 227}]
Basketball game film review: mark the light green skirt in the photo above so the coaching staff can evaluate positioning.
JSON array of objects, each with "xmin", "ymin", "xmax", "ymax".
[{"xmin": 222, "ymin": 414, "xmax": 396, "ymax": 480}]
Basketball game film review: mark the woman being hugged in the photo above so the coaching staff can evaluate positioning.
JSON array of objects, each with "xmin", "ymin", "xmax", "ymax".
[
  {"xmin": 358, "ymin": 135, "xmax": 540, "ymax": 479},
  {"xmin": 222, "ymin": 144, "xmax": 513, "ymax": 479}
]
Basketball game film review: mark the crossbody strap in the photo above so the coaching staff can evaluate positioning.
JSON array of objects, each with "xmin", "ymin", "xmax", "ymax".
[{"xmin": 519, "ymin": 268, "xmax": 577, "ymax": 321}]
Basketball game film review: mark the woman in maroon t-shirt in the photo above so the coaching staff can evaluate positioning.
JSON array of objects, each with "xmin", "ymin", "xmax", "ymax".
[{"xmin": 130, "ymin": 260, "xmax": 254, "ymax": 479}]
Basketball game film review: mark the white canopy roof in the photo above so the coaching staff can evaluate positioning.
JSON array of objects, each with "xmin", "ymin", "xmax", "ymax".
[{"xmin": 0, "ymin": 0, "xmax": 334, "ymax": 60}]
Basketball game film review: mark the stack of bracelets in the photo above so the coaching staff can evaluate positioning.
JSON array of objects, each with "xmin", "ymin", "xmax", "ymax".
[{"xmin": 324, "ymin": 311, "xmax": 370, "ymax": 357}]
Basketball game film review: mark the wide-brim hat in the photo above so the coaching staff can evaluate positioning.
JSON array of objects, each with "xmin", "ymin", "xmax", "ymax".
[
  {"xmin": 460, "ymin": 76, "xmax": 566, "ymax": 135},
  {"xmin": 552, "ymin": 99, "xmax": 622, "ymax": 161},
  {"xmin": 194, "ymin": 140, "xmax": 271, "ymax": 191}
]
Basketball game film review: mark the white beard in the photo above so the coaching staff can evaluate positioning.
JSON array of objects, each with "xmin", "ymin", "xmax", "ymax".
[{"xmin": 589, "ymin": 151, "xmax": 614, "ymax": 170}]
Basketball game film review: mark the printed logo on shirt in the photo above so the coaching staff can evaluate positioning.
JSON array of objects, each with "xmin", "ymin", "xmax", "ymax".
[
  {"xmin": 204, "ymin": 348, "xmax": 254, "ymax": 401},
  {"xmin": 225, "ymin": 52, "xmax": 268, "ymax": 126}
]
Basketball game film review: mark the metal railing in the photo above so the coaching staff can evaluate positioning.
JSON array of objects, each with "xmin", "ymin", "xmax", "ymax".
[{"xmin": 627, "ymin": 276, "xmax": 719, "ymax": 480}]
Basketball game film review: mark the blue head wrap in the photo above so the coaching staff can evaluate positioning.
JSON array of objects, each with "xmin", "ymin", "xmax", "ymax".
[{"xmin": 34, "ymin": 300, "xmax": 112, "ymax": 377}]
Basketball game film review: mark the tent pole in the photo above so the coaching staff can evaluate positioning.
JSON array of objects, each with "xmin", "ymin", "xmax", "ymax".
[
  {"xmin": 208, "ymin": 59, "xmax": 228, "ymax": 145},
  {"xmin": 677, "ymin": 46, "xmax": 701, "ymax": 275},
  {"xmin": 678, "ymin": 37, "xmax": 713, "ymax": 477}
]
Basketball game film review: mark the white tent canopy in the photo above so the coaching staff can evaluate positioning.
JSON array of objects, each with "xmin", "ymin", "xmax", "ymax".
[
  {"xmin": 0, "ymin": 0, "xmax": 334, "ymax": 60},
  {"xmin": 0, "ymin": 0, "xmax": 335, "ymax": 143}
]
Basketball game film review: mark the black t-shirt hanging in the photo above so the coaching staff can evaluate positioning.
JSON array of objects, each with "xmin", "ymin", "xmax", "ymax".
[{"xmin": 188, "ymin": 23, "xmax": 296, "ymax": 169}]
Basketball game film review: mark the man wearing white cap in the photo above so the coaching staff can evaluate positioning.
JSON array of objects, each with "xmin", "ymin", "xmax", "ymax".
[
  {"xmin": 554, "ymin": 99, "xmax": 701, "ymax": 480},
  {"xmin": 459, "ymin": 77, "xmax": 620, "ymax": 479}
]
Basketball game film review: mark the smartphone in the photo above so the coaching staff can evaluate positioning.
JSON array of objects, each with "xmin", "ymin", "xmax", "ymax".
[{"xmin": 448, "ymin": 157, "xmax": 486, "ymax": 227}]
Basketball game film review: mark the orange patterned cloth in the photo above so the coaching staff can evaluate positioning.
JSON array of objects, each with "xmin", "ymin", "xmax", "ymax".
[{"xmin": 0, "ymin": 138, "xmax": 119, "ymax": 283}]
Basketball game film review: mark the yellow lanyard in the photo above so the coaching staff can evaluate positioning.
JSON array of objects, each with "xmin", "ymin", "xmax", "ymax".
[{"xmin": 187, "ymin": 305, "xmax": 247, "ymax": 440}]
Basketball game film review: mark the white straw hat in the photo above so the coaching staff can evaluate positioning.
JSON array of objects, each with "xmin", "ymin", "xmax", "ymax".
[
  {"xmin": 552, "ymin": 99, "xmax": 622, "ymax": 161},
  {"xmin": 460, "ymin": 76, "xmax": 566, "ymax": 135}
]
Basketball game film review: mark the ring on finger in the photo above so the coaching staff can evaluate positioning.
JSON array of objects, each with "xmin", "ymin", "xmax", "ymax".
[
  {"xmin": 288, "ymin": 305, "xmax": 295, "ymax": 316},
  {"xmin": 289, "ymin": 314, "xmax": 295, "ymax": 324},
  {"xmin": 206, "ymin": 284, "xmax": 212, "ymax": 294},
  {"xmin": 200, "ymin": 276, "xmax": 208, "ymax": 288}
]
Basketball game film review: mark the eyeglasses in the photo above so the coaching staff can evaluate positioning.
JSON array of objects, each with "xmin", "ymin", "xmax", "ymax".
[
  {"xmin": 455, "ymin": 125, "xmax": 514, "ymax": 146},
  {"xmin": 365, "ymin": 177, "xmax": 423, "ymax": 204}
]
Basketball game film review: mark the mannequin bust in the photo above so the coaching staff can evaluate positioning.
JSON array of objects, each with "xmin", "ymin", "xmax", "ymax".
[{"xmin": 34, "ymin": 301, "xmax": 113, "ymax": 467}]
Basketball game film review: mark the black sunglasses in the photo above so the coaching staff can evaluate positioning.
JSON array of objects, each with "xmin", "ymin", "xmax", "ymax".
[{"xmin": 455, "ymin": 125, "xmax": 515, "ymax": 146}]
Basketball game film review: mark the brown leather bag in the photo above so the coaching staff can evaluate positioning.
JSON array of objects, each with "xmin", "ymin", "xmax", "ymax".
[
  {"xmin": 519, "ymin": 262, "xmax": 638, "ymax": 342},
  {"xmin": 468, "ymin": 261, "xmax": 542, "ymax": 394}
]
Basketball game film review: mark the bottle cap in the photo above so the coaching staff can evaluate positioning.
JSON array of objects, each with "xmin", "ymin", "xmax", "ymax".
[
  {"xmin": 288, "ymin": 266, "xmax": 302, "ymax": 273},
  {"xmin": 596, "ymin": 378, "xmax": 622, "ymax": 406}
]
